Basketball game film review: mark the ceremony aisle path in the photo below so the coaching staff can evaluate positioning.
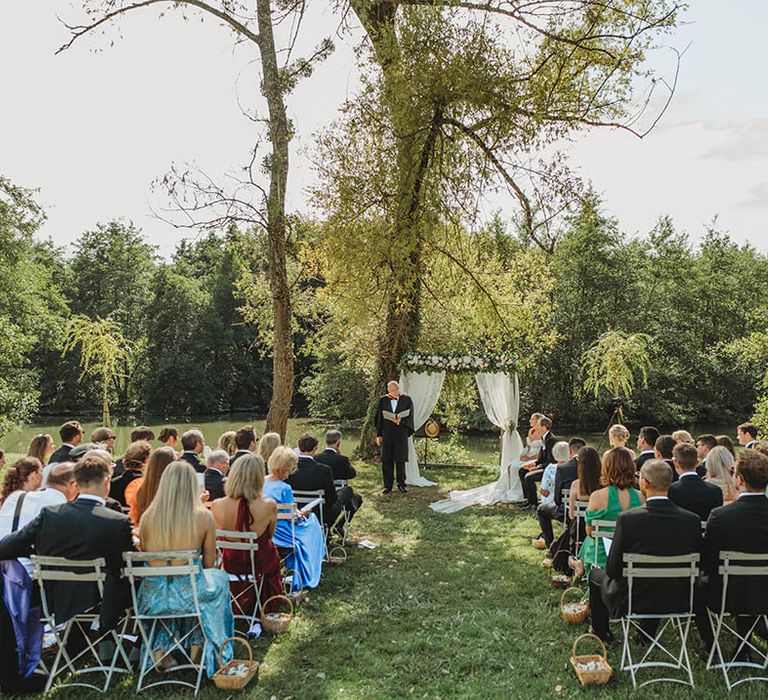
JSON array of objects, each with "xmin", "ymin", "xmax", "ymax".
[{"xmin": 59, "ymin": 462, "xmax": 765, "ymax": 699}]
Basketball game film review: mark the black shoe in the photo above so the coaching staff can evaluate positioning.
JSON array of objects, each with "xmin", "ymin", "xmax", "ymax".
[
  {"xmin": 398, "ymin": 485, "xmax": 407, "ymax": 493},
  {"xmin": 381, "ymin": 487, "xmax": 392, "ymax": 495}
]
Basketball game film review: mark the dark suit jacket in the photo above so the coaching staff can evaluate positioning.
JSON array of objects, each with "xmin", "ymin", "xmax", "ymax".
[
  {"xmin": 229, "ymin": 450, "xmax": 251, "ymax": 467},
  {"xmin": 375, "ymin": 395, "xmax": 415, "ymax": 463},
  {"xmin": 663, "ymin": 458, "xmax": 679, "ymax": 483},
  {"xmin": 535, "ymin": 432, "xmax": 557, "ymax": 468},
  {"xmin": 109, "ymin": 468, "xmax": 142, "ymax": 507},
  {"xmin": 48, "ymin": 444, "xmax": 74, "ymax": 465},
  {"xmin": 553, "ymin": 458, "xmax": 577, "ymax": 508},
  {"xmin": 286, "ymin": 456, "xmax": 337, "ymax": 524},
  {"xmin": 315, "ymin": 448, "xmax": 357, "ymax": 481},
  {"xmin": 634, "ymin": 451, "xmax": 656, "ymax": 470},
  {"xmin": 668, "ymin": 473, "xmax": 723, "ymax": 522},
  {"xmin": 0, "ymin": 498, "xmax": 134, "ymax": 629},
  {"xmin": 703, "ymin": 494, "xmax": 768, "ymax": 614},
  {"xmin": 205, "ymin": 468, "xmax": 225, "ymax": 501},
  {"xmin": 602, "ymin": 498, "xmax": 702, "ymax": 616},
  {"xmin": 180, "ymin": 451, "xmax": 206, "ymax": 474}
]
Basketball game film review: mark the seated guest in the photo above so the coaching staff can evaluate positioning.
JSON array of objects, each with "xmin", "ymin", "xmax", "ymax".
[
  {"xmin": 27, "ymin": 433, "xmax": 56, "ymax": 465},
  {"xmin": 635, "ymin": 426, "xmax": 659, "ymax": 470},
  {"xmin": 90, "ymin": 427, "xmax": 116, "ymax": 454},
  {"xmin": 204, "ymin": 449, "xmax": 230, "ymax": 501},
  {"xmin": 48, "ymin": 420, "xmax": 84, "ymax": 465},
  {"xmin": 703, "ymin": 446, "xmax": 738, "ymax": 503},
  {"xmin": 703, "ymin": 449, "xmax": 768, "ymax": 635},
  {"xmin": 0, "ymin": 463, "xmax": 79, "ymax": 576},
  {"xmin": 669, "ymin": 443, "xmax": 722, "ymax": 521},
  {"xmin": 287, "ymin": 433, "xmax": 339, "ymax": 527},
  {"xmin": 210, "ymin": 455, "xmax": 283, "ymax": 615},
  {"xmin": 217, "ymin": 431, "xmax": 237, "ymax": 457},
  {"xmin": 737, "ymin": 422, "xmax": 759, "ymax": 450},
  {"xmin": 577, "ymin": 448, "xmax": 643, "ymax": 572},
  {"xmin": 519, "ymin": 412, "xmax": 544, "ymax": 461},
  {"xmin": 716, "ymin": 435, "xmax": 736, "ymax": 458},
  {"xmin": 534, "ymin": 441, "xmax": 571, "ymax": 548},
  {"xmin": 673, "ymin": 429, "xmax": 695, "ymax": 445},
  {"xmin": 606, "ymin": 424, "xmax": 635, "ymax": 458},
  {"xmin": 695, "ymin": 434, "xmax": 717, "ymax": 477},
  {"xmin": 263, "ymin": 447, "xmax": 325, "ymax": 590},
  {"xmin": 137, "ymin": 461, "xmax": 233, "ymax": 675},
  {"xmin": 158, "ymin": 426, "xmax": 179, "ymax": 451},
  {"xmin": 179, "ymin": 429, "xmax": 206, "ymax": 474},
  {"xmin": 0, "ymin": 457, "xmax": 43, "ymax": 506},
  {"xmin": 0, "ymin": 454, "xmax": 134, "ymax": 629},
  {"xmin": 588, "ymin": 459, "xmax": 702, "ymax": 642},
  {"xmin": 519, "ymin": 415, "xmax": 556, "ymax": 509},
  {"xmin": 315, "ymin": 429, "xmax": 357, "ymax": 481},
  {"xmin": 230, "ymin": 425, "xmax": 257, "ymax": 466},
  {"xmin": 258, "ymin": 432, "xmax": 281, "ymax": 469},
  {"xmin": 114, "ymin": 426, "xmax": 155, "ymax": 477},
  {"xmin": 128, "ymin": 447, "xmax": 176, "ymax": 525},
  {"xmin": 752, "ymin": 441, "xmax": 768, "ymax": 457},
  {"xmin": 109, "ymin": 440, "xmax": 152, "ymax": 507},
  {"xmin": 654, "ymin": 434, "xmax": 678, "ymax": 482}
]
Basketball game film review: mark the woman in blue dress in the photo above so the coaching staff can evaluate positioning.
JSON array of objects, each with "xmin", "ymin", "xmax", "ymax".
[
  {"xmin": 137, "ymin": 460, "xmax": 234, "ymax": 677},
  {"xmin": 263, "ymin": 446, "xmax": 326, "ymax": 590}
]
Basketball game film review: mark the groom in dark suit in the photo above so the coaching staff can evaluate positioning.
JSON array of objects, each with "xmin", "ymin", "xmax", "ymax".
[
  {"xmin": 375, "ymin": 381, "xmax": 415, "ymax": 494},
  {"xmin": 519, "ymin": 415, "xmax": 556, "ymax": 509}
]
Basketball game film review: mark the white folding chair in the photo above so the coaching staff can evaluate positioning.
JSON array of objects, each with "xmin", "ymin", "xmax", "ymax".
[
  {"xmin": 31, "ymin": 555, "xmax": 133, "ymax": 693},
  {"xmin": 618, "ymin": 552, "xmax": 700, "ymax": 688},
  {"xmin": 706, "ymin": 550, "xmax": 768, "ymax": 691},
  {"xmin": 573, "ymin": 500, "xmax": 589, "ymax": 550},
  {"xmin": 333, "ymin": 479, "xmax": 348, "ymax": 490},
  {"xmin": 560, "ymin": 488, "xmax": 571, "ymax": 526},
  {"xmin": 276, "ymin": 503, "xmax": 303, "ymax": 593},
  {"xmin": 292, "ymin": 489, "xmax": 325, "ymax": 528},
  {"xmin": 123, "ymin": 550, "xmax": 210, "ymax": 695},
  {"xmin": 589, "ymin": 519, "xmax": 617, "ymax": 571},
  {"xmin": 216, "ymin": 529, "xmax": 262, "ymax": 631}
]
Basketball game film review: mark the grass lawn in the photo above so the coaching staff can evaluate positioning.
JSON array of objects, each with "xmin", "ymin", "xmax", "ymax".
[{"xmin": 41, "ymin": 461, "xmax": 768, "ymax": 698}]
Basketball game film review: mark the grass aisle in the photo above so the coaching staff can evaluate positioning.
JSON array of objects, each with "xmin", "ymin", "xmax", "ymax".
[{"xmin": 94, "ymin": 461, "xmax": 763, "ymax": 699}]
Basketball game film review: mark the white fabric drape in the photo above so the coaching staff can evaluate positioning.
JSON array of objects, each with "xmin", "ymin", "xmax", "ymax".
[
  {"xmin": 399, "ymin": 370, "xmax": 445, "ymax": 487},
  {"xmin": 430, "ymin": 372, "xmax": 524, "ymax": 513}
]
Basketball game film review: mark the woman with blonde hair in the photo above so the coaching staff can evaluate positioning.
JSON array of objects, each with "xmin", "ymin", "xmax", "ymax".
[
  {"xmin": 137, "ymin": 461, "xmax": 233, "ymax": 675},
  {"xmin": 672, "ymin": 429, "xmax": 695, "ymax": 445},
  {"xmin": 258, "ymin": 432, "xmax": 281, "ymax": 468},
  {"xmin": 263, "ymin": 446, "xmax": 325, "ymax": 590},
  {"xmin": 704, "ymin": 446, "xmax": 738, "ymax": 503},
  {"xmin": 27, "ymin": 433, "xmax": 55, "ymax": 465},
  {"xmin": 211, "ymin": 454, "xmax": 282, "ymax": 613},
  {"xmin": 129, "ymin": 446, "xmax": 176, "ymax": 525},
  {"xmin": 217, "ymin": 431, "xmax": 237, "ymax": 457},
  {"xmin": 605, "ymin": 424, "xmax": 635, "ymax": 458}
]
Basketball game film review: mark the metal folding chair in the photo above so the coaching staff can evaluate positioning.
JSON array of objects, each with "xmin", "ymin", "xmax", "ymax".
[
  {"xmin": 333, "ymin": 479, "xmax": 348, "ymax": 490},
  {"xmin": 292, "ymin": 489, "xmax": 325, "ymax": 528},
  {"xmin": 589, "ymin": 518, "xmax": 617, "ymax": 570},
  {"xmin": 31, "ymin": 555, "xmax": 133, "ymax": 693},
  {"xmin": 276, "ymin": 503, "xmax": 303, "ymax": 593},
  {"xmin": 706, "ymin": 550, "xmax": 768, "ymax": 691},
  {"xmin": 560, "ymin": 488, "xmax": 571, "ymax": 526},
  {"xmin": 617, "ymin": 552, "xmax": 700, "ymax": 688},
  {"xmin": 215, "ymin": 529, "xmax": 262, "ymax": 631},
  {"xmin": 123, "ymin": 550, "xmax": 209, "ymax": 695},
  {"xmin": 573, "ymin": 500, "xmax": 589, "ymax": 550}
]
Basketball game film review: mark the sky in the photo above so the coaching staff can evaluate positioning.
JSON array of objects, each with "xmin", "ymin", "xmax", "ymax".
[{"xmin": 1, "ymin": 1, "xmax": 767, "ymax": 256}]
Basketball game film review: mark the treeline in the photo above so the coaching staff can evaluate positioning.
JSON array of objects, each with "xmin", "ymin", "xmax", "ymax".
[{"xmin": 1, "ymin": 175, "xmax": 765, "ymax": 435}]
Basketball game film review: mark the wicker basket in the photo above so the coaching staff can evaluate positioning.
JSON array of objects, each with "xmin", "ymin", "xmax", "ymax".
[
  {"xmin": 570, "ymin": 633, "xmax": 613, "ymax": 686},
  {"xmin": 560, "ymin": 587, "xmax": 590, "ymax": 625},
  {"xmin": 328, "ymin": 546, "xmax": 347, "ymax": 566},
  {"xmin": 550, "ymin": 573, "xmax": 572, "ymax": 589},
  {"xmin": 532, "ymin": 537, "xmax": 547, "ymax": 550},
  {"xmin": 261, "ymin": 594, "xmax": 294, "ymax": 633},
  {"xmin": 212, "ymin": 636, "xmax": 259, "ymax": 690}
]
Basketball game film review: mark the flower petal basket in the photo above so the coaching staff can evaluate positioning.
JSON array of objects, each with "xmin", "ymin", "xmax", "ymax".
[
  {"xmin": 570, "ymin": 634, "xmax": 613, "ymax": 686},
  {"xmin": 261, "ymin": 594, "xmax": 294, "ymax": 633},
  {"xmin": 212, "ymin": 636, "xmax": 259, "ymax": 690},
  {"xmin": 328, "ymin": 546, "xmax": 347, "ymax": 566},
  {"xmin": 560, "ymin": 587, "xmax": 590, "ymax": 625},
  {"xmin": 550, "ymin": 573, "xmax": 572, "ymax": 589}
]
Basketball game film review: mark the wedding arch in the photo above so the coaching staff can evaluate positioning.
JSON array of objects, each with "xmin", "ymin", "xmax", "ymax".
[{"xmin": 396, "ymin": 352, "xmax": 525, "ymax": 511}]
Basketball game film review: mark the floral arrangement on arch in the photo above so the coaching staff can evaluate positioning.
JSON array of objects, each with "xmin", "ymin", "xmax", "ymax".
[{"xmin": 401, "ymin": 352, "xmax": 517, "ymax": 374}]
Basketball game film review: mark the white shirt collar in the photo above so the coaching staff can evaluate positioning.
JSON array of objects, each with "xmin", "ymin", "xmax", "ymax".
[
  {"xmin": 680, "ymin": 471, "xmax": 699, "ymax": 478},
  {"xmin": 76, "ymin": 494, "xmax": 106, "ymax": 506},
  {"xmin": 646, "ymin": 496, "xmax": 669, "ymax": 502},
  {"xmin": 63, "ymin": 443, "xmax": 74, "ymax": 449},
  {"xmin": 640, "ymin": 449, "xmax": 655, "ymax": 455},
  {"xmin": 324, "ymin": 447, "xmax": 338, "ymax": 453},
  {"xmin": 207, "ymin": 467, "xmax": 223, "ymax": 476},
  {"xmin": 738, "ymin": 491, "xmax": 766, "ymax": 498}
]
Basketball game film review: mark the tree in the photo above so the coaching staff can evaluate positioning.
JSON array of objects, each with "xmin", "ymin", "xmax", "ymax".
[{"xmin": 62, "ymin": 315, "xmax": 134, "ymax": 427}]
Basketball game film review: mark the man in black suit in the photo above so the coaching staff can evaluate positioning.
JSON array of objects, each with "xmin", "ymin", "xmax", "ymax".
[
  {"xmin": 702, "ymin": 449, "xmax": 768, "ymax": 639},
  {"xmin": 204, "ymin": 449, "xmax": 230, "ymax": 501},
  {"xmin": 375, "ymin": 381, "xmax": 415, "ymax": 494},
  {"xmin": 695, "ymin": 434, "xmax": 717, "ymax": 478},
  {"xmin": 635, "ymin": 426, "xmax": 659, "ymax": 470},
  {"xmin": 519, "ymin": 415, "xmax": 556, "ymax": 509},
  {"xmin": 287, "ymin": 433, "xmax": 339, "ymax": 527},
  {"xmin": 669, "ymin": 442, "xmax": 723, "ymax": 522},
  {"xmin": 536, "ymin": 437, "xmax": 585, "ymax": 545},
  {"xmin": 588, "ymin": 459, "xmax": 702, "ymax": 642},
  {"xmin": 315, "ymin": 429, "xmax": 357, "ymax": 481},
  {"xmin": 48, "ymin": 420, "xmax": 84, "ymax": 465},
  {"xmin": 737, "ymin": 421, "xmax": 759, "ymax": 450},
  {"xmin": 179, "ymin": 428, "xmax": 206, "ymax": 474},
  {"xmin": 0, "ymin": 454, "xmax": 133, "ymax": 630},
  {"xmin": 230, "ymin": 425, "xmax": 256, "ymax": 466},
  {"xmin": 654, "ymin": 434, "xmax": 678, "ymax": 482}
]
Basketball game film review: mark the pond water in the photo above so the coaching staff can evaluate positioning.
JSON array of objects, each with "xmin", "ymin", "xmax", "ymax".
[{"xmin": 0, "ymin": 416, "xmax": 740, "ymax": 465}]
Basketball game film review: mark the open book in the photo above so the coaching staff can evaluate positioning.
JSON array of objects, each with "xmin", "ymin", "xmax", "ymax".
[{"xmin": 382, "ymin": 409, "xmax": 411, "ymax": 423}]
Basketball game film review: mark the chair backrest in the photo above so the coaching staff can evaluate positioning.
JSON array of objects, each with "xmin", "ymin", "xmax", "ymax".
[
  {"xmin": 591, "ymin": 518, "xmax": 616, "ymax": 540},
  {"xmin": 334, "ymin": 479, "xmax": 348, "ymax": 490},
  {"xmin": 573, "ymin": 500, "xmax": 589, "ymax": 547},
  {"xmin": 717, "ymin": 550, "xmax": 768, "ymax": 614},
  {"xmin": 215, "ymin": 528, "xmax": 259, "ymax": 551},
  {"xmin": 276, "ymin": 502, "xmax": 298, "ymax": 543},
  {"xmin": 122, "ymin": 550, "xmax": 202, "ymax": 617},
  {"xmin": 31, "ymin": 555, "xmax": 107, "ymax": 621},
  {"xmin": 623, "ymin": 553, "xmax": 700, "ymax": 616},
  {"xmin": 293, "ymin": 489, "xmax": 325, "ymax": 506}
]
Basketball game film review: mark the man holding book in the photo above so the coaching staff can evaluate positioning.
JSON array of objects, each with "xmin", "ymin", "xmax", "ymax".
[{"xmin": 375, "ymin": 380, "xmax": 415, "ymax": 494}]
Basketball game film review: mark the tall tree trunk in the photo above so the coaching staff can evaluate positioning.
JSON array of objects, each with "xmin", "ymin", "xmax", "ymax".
[{"xmin": 256, "ymin": 0, "xmax": 294, "ymax": 440}]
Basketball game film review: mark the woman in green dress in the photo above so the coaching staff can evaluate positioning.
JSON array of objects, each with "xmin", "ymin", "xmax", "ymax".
[{"xmin": 576, "ymin": 447, "xmax": 643, "ymax": 572}]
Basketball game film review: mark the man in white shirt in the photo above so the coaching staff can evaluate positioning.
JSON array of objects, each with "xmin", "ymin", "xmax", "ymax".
[{"xmin": 0, "ymin": 463, "xmax": 78, "ymax": 575}]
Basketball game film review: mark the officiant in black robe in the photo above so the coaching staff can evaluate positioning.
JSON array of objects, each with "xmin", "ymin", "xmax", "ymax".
[{"xmin": 375, "ymin": 381, "xmax": 415, "ymax": 494}]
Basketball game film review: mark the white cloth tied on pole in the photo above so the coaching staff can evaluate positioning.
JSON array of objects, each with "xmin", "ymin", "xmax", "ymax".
[{"xmin": 398, "ymin": 370, "xmax": 444, "ymax": 487}]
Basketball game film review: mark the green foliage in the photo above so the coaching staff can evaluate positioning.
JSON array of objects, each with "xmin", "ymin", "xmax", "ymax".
[{"xmin": 581, "ymin": 331, "xmax": 651, "ymax": 400}]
